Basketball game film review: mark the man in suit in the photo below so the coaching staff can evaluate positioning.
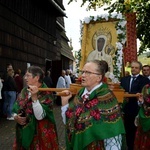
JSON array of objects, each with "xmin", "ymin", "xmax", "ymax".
[{"xmin": 120, "ymin": 61, "xmax": 150, "ymax": 150}]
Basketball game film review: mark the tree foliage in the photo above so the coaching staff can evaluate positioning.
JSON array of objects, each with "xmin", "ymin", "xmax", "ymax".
[{"xmin": 68, "ymin": 0, "xmax": 150, "ymax": 55}]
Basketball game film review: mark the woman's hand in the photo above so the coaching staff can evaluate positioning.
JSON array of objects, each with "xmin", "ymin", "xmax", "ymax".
[
  {"xmin": 27, "ymin": 85, "xmax": 38, "ymax": 101},
  {"xmin": 61, "ymin": 90, "xmax": 72, "ymax": 106},
  {"xmin": 14, "ymin": 114, "xmax": 27, "ymax": 126},
  {"xmin": 137, "ymin": 93, "xmax": 144, "ymax": 104}
]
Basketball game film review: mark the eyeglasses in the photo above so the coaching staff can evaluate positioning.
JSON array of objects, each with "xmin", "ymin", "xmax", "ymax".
[
  {"xmin": 79, "ymin": 70, "xmax": 100, "ymax": 76},
  {"xmin": 24, "ymin": 74, "xmax": 33, "ymax": 78}
]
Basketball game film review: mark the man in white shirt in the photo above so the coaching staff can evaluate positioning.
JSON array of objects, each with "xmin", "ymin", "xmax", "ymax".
[
  {"xmin": 56, "ymin": 70, "xmax": 66, "ymax": 88},
  {"xmin": 64, "ymin": 69, "xmax": 72, "ymax": 88}
]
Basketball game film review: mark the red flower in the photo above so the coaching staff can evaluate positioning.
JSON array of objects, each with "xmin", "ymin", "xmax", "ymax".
[
  {"xmin": 90, "ymin": 109, "xmax": 101, "ymax": 120},
  {"xmin": 44, "ymin": 99, "xmax": 52, "ymax": 104},
  {"xmin": 94, "ymin": 113, "xmax": 101, "ymax": 120},
  {"xmin": 146, "ymin": 84, "xmax": 150, "ymax": 88},
  {"xmin": 109, "ymin": 114, "xmax": 117, "ymax": 120},
  {"xmin": 27, "ymin": 101, "xmax": 32, "ymax": 106},
  {"xmin": 102, "ymin": 76, "xmax": 108, "ymax": 83},
  {"xmin": 26, "ymin": 108, "xmax": 33, "ymax": 114},
  {"xmin": 85, "ymin": 99, "xmax": 99, "ymax": 109},
  {"xmin": 75, "ymin": 123, "xmax": 82, "ymax": 129},
  {"xmin": 19, "ymin": 101, "xmax": 25, "ymax": 107},
  {"xmin": 66, "ymin": 109, "xmax": 73, "ymax": 118},
  {"xmin": 90, "ymin": 99, "xmax": 99, "ymax": 107},
  {"xmin": 85, "ymin": 103, "xmax": 91, "ymax": 109},
  {"xmin": 146, "ymin": 97, "xmax": 150, "ymax": 103},
  {"xmin": 75, "ymin": 107, "xmax": 83, "ymax": 117}
]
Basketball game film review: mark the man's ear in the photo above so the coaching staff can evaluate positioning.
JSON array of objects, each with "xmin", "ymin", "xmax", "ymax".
[
  {"xmin": 97, "ymin": 75, "xmax": 102, "ymax": 82},
  {"xmin": 35, "ymin": 75, "xmax": 40, "ymax": 82}
]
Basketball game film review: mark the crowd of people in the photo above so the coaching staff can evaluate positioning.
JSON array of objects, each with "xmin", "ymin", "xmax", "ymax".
[
  {"xmin": 0, "ymin": 64, "xmax": 76, "ymax": 120},
  {"xmin": 0, "ymin": 60, "xmax": 150, "ymax": 149},
  {"xmin": 0, "ymin": 64, "xmax": 23, "ymax": 120}
]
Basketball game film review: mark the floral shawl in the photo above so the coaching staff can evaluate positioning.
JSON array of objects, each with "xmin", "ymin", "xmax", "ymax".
[
  {"xmin": 138, "ymin": 83, "xmax": 150, "ymax": 132},
  {"xmin": 65, "ymin": 83, "xmax": 125, "ymax": 150},
  {"xmin": 13, "ymin": 83, "xmax": 59, "ymax": 150}
]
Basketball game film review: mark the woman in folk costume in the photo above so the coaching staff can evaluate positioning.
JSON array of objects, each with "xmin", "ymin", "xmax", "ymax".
[
  {"xmin": 61, "ymin": 60, "xmax": 126, "ymax": 150},
  {"xmin": 134, "ymin": 83, "xmax": 150, "ymax": 149},
  {"xmin": 13, "ymin": 66, "xmax": 59, "ymax": 150}
]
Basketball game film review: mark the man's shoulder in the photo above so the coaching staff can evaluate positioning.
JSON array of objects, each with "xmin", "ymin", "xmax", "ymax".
[
  {"xmin": 138, "ymin": 74, "xmax": 148, "ymax": 79},
  {"xmin": 138, "ymin": 74, "xmax": 150, "ymax": 82},
  {"xmin": 120, "ymin": 76, "xmax": 130, "ymax": 81},
  {"xmin": 58, "ymin": 76, "xmax": 64, "ymax": 80}
]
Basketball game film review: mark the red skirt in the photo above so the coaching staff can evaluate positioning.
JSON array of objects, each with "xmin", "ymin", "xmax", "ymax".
[
  {"xmin": 134, "ymin": 126, "xmax": 150, "ymax": 150},
  {"xmin": 13, "ymin": 119, "xmax": 59, "ymax": 150}
]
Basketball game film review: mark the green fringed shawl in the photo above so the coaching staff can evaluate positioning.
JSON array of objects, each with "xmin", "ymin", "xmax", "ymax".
[
  {"xmin": 13, "ymin": 83, "xmax": 56, "ymax": 149},
  {"xmin": 139, "ymin": 107, "xmax": 150, "ymax": 132},
  {"xmin": 65, "ymin": 83, "xmax": 125, "ymax": 150},
  {"xmin": 138, "ymin": 84, "xmax": 150, "ymax": 132}
]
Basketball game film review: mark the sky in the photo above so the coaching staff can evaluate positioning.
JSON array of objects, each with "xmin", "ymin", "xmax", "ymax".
[{"xmin": 63, "ymin": 1, "xmax": 107, "ymax": 51}]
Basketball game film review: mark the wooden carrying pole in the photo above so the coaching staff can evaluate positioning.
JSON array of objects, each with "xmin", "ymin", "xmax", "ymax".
[
  {"xmin": 38, "ymin": 88, "xmax": 77, "ymax": 96},
  {"xmin": 38, "ymin": 84, "xmax": 139, "ymax": 103}
]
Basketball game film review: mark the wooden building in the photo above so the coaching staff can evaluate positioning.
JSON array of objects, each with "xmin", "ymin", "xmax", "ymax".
[{"xmin": 0, "ymin": 0, "xmax": 74, "ymax": 86}]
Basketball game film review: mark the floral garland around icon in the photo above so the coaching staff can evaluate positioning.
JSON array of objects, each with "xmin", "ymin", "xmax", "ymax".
[{"xmin": 76, "ymin": 12, "xmax": 127, "ymax": 83}]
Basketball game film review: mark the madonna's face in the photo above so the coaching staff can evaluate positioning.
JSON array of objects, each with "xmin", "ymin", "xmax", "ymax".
[{"xmin": 97, "ymin": 38, "xmax": 105, "ymax": 51}]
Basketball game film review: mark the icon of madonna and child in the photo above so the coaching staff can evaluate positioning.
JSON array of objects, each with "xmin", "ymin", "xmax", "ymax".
[{"xmin": 87, "ymin": 29, "xmax": 116, "ymax": 78}]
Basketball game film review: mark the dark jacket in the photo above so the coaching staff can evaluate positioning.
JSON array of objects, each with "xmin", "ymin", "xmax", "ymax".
[
  {"xmin": 3, "ymin": 75, "xmax": 17, "ymax": 91},
  {"xmin": 43, "ymin": 76, "xmax": 53, "ymax": 88},
  {"xmin": 120, "ymin": 75, "xmax": 150, "ymax": 115}
]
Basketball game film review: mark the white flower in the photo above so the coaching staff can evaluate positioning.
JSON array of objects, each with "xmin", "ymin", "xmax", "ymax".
[
  {"xmin": 113, "ymin": 78, "xmax": 120, "ymax": 83},
  {"xmin": 80, "ymin": 21, "xmax": 83, "ymax": 29},
  {"xmin": 84, "ymin": 17, "xmax": 91, "ymax": 24},
  {"xmin": 118, "ymin": 49, "xmax": 123, "ymax": 55},
  {"xmin": 111, "ymin": 12, "xmax": 117, "ymax": 18},
  {"xmin": 101, "ymin": 13, "xmax": 109, "ymax": 20},
  {"xmin": 116, "ymin": 42, "xmax": 123, "ymax": 49},
  {"xmin": 121, "ymin": 38, "xmax": 126, "ymax": 44},
  {"xmin": 108, "ymin": 72, "xmax": 120, "ymax": 83},
  {"xmin": 117, "ymin": 29, "xmax": 124, "ymax": 34},
  {"xmin": 118, "ymin": 20, "xmax": 127, "ymax": 27},
  {"xmin": 116, "ymin": 12, "xmax": 123, "ymax": 19},
  {"xmin": 94, "ymin": 16, "xmax": 98, "ymax": 21},
  {"xmin": 109, "ymin": 72, "xmax": 115, "ymax": 79}
]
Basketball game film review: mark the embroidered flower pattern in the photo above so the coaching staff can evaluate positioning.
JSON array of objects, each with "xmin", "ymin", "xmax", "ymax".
[
  {"xmin": 75, "ymin": 107, "xmax": 84, "ymax": 117},
  {"xmin": 90, "ymin": 109, "xmax": 101, "ymax": 120},
  {"xmin": 17, "ymin": 90, "xmax": 53, "ymax": 116},
  {"xmin": 145, "ymin": 97, "xmax": 150, "ymax": 103},
  {"xmin": 85, "ymin": 98, "xmax": 99, "ymax": 108},
  {"xmin": 17, "ymin": 92, "xmax": 33, "ymax": 115},
  {"xmin": 66, "ymin": 96, "xmax": 120, "ymax": 132},
  {"xmin": 142, "ymin": 84, "xmax": 150, "ymax": 116},
  {"xmin": 66, "ymin": 108, "xmax": 73, "ymax": 118}
]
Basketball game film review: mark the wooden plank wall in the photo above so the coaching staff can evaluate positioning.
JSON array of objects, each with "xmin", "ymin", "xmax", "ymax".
[{"xmin": 0, "ymin": 0, "xmax": 61, "ymax": 74}]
